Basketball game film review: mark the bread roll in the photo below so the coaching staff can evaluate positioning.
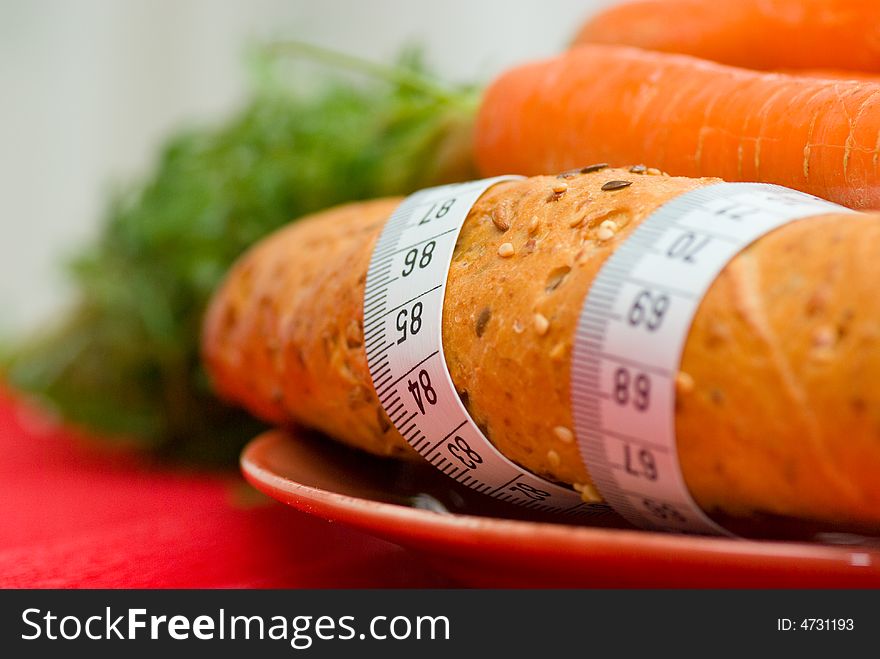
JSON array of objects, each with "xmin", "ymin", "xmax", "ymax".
[{"xmin": 202, "ymin": 167, "xmax": 880, "ymax": 532}]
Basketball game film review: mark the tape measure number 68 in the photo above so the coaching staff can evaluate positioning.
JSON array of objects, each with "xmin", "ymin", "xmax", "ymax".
[
  {"xmin": 365, "ymin": 176, "xmax": 849, "ymax": 536},
  {"xmin": 572, "ymin": 182, "xmax": 850, "ymax": 535}
]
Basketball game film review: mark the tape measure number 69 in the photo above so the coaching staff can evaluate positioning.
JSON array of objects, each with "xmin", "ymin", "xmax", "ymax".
[
  {"xmin": 572, "ymin": 182, "xmax": 850, "ymax": 535},
  {"xmin": 365, "ymin": 176, "xmax": 849, "ymax": 536}
]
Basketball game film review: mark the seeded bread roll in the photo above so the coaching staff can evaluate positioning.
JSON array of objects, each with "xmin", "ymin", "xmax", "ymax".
[{"xmin": 203, "ymin": 167, "xmax": 880, "ymax": 531}]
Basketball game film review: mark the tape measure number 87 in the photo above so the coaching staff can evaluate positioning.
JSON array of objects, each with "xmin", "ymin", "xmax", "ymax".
[
  {"xmin": 365, "ymin": 176, "xmax": 849, "ymax": 535},
  {"xmin": 363, "ymin": 176, "xmax": 598, "ymax": 519}
]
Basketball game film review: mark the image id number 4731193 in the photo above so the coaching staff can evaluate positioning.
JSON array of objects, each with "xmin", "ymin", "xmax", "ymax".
[{"xmin": 776, "ymin": 619, "xmax": 854, "ymax": 631}]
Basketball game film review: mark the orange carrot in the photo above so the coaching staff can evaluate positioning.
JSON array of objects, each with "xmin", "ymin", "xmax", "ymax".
[
  {"xmin": 574, "ymin": 0, "xmax": 880, "ymax": 73},
  {"xmin": 779, "ymin": 69, "xmax": 880, "ymax": 84},
  {"xmin": 474, "ymin": 45, "xmax": 880, "ymax": 209}
]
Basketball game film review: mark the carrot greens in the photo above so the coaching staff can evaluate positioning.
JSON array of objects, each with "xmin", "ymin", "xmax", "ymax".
[{"xmin": 4, "ymin": 48, "xmax": 477, "ymax": 464}]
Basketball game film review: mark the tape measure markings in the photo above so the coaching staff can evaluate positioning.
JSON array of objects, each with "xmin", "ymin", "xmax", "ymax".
[
  {"xmin": 364, "ymin": 177, "xmax": 601, "ymax": 519},
  {"xmin": 572, "ymin": 182, "xmax": 852, "ymax": 535},
  {"xmin": 364, "ymin": 180, "xmax": 847, "ymax": 532}
]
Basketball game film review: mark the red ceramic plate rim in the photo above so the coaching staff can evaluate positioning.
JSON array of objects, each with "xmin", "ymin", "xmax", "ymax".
[{"xmin": 242, "ymin": 431, "xmax": 880, "ymax": 587}]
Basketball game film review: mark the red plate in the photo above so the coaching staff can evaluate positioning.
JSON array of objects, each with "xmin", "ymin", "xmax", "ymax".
[{"xmin": 241, "ymin": 429, "xmax": 880, "ymax": 588}]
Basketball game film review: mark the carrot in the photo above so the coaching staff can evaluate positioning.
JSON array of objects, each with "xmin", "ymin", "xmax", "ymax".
[
  {"xmin": 779, "ymin": 69, "xmax": 880, "ymax": 84},
  {"xmin": 474, "ymin": 45, "xmax": 880, "ymax": 209},
  {"xmin": 574, "ymin": 0, "xmax": 880, "ymax": 73}
]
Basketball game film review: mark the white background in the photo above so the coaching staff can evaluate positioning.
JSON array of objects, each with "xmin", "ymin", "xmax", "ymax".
[{"xmin": 0, "ymin": 0, "xmax": 616, "ymax": 335}]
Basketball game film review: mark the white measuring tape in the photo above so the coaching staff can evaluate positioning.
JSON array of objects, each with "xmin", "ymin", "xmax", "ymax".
[
  {"xmin": 364, "ymin": 178, "xmax": 850, "ymax": 534},
  {"xmin": 363, "ymin": 177, "xmax": 597, "ymax": 519},
  {"xmin": 572, "ymin": 182, "xmax": 851, "ymax": 535}
]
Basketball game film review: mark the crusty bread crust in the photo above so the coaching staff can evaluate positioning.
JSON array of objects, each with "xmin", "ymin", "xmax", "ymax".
[{"xmin": 203, "ymin": 167, "xmax": 880, "ymax": 529}]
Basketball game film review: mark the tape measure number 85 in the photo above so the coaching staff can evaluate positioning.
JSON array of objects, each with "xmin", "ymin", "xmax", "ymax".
[
  {"xmin": 363, "ymin": 176, "xmax": 597, "ymax": 519},
  {"xmin": 364, "ymin": 176, "xmax": 850, "ymax": 535}
]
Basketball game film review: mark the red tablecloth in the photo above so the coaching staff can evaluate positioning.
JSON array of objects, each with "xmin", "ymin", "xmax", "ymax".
[{"xmin": 0, "ymin": 389, "xmax": 451, "ymax": 588}]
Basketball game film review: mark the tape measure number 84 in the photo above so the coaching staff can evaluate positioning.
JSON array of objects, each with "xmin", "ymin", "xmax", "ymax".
[
  {"xmin": 363, "ymin": 176, "xmax": 597, "ymax": 519},
  {"xmin": 364, "ymin": 176, "xmax": 850, "ymax": 535}
]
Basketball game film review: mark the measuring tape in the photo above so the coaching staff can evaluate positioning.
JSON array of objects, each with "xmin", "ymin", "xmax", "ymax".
[
  {"xmin": 364, "ymin": 178, "xmax": 850, "ymax": 534},
  {"xmin": 363, "ymin": 177, "xmax": 599, "ymax": 519},
  {"xmin": 572, "ymin": 182, "xmax": 851, "ymax": 534}
]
